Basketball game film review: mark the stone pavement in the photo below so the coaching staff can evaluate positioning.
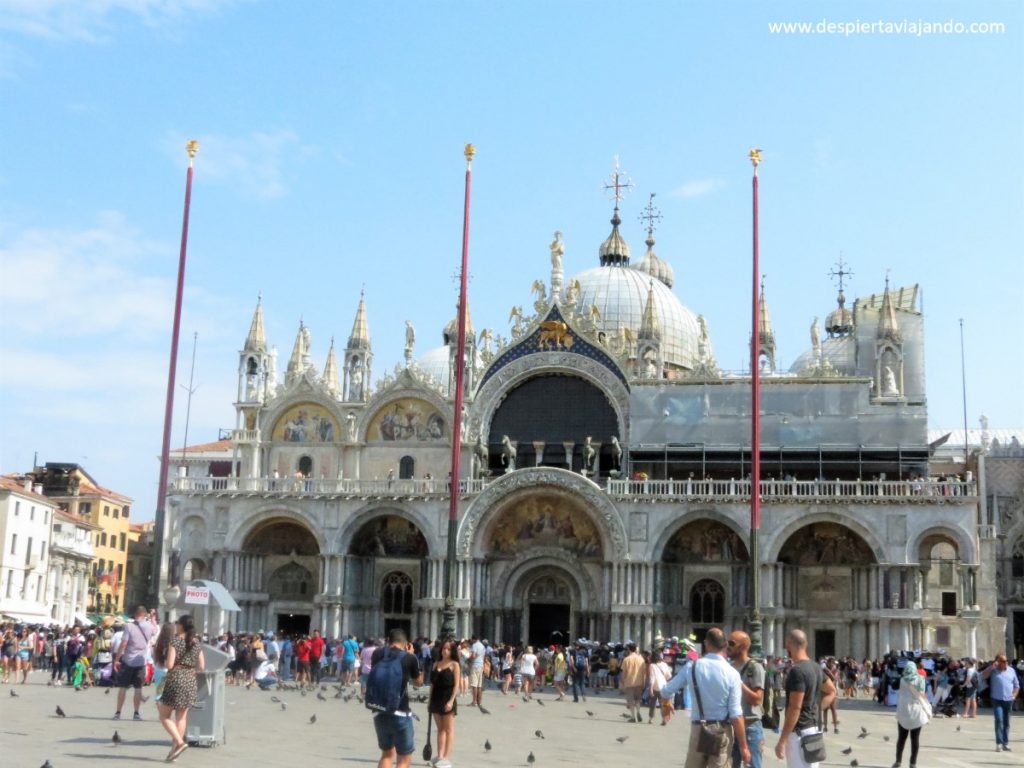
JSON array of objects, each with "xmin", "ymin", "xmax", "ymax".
[{"xmin": 1, "ymin": 672, "xmax": 1020, "ymax": 768}]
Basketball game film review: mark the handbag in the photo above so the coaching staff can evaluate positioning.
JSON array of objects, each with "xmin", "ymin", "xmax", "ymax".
[
  {"xmin": 800, "ymin": 731, "xmax": 827, "ymax": 763},
  {"xmin": 692, "ymin": 664, "xmax": 729, "ymax": 756}
]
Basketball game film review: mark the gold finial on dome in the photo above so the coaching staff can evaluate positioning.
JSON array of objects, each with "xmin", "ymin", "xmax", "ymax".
[
  {"xmin": 186, "ymin": 139, "xmax": 199, "ymax": 166},
  {"xmin": 749, "ymin": 147, "xmax": 762, "ymax": 173},
  {"xmin": 464, "ymin": 143, "xmax": 475, "ymax": 167}
]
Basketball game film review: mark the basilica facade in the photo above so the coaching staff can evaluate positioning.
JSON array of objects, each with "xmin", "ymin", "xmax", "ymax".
[{"xmin": 164, "ymin": 201, "xmax": 1003, "ymax": 660}]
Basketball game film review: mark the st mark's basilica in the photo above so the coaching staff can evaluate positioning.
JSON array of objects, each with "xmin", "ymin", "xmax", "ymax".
[{"xmin": 164, "ymin": 182, "xmax": 1003, "ymax": 660}]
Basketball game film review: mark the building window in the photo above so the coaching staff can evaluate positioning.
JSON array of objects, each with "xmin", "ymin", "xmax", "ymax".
[
  {"xmin": 101, "ymin": 533, "xmax": 107, "ymax": 547},
  {"xmin": 113, "ymin": 507, "xmax": 119, "ymax": 518},
  {"xmin": 122, "ymin": 506, "xmax": 130, "ymax": 519},
  {"xmin": 30, "ymin": 506, "xmax": 35, "ymax": 521},
  {"xmin": 941, "ymin": 592, "xmax": 957, "ymax": 616},
  {"xmin": 80, "ymin": 502, "xmax": 92, "ymax": 516},
  {"xmin": 44, "ymin": 510, "xmax": 48, "ymax": 525},
  {"xmin": 117, "ymin": 564, "xmax": 123, "ymax": 582},
  {"xmin": 380, "ymin": 572, "xmax": 414, "ymax": 615},
  {"xmin": 39, "ymin": 541, "xmax": 45, "ymax": 561},
  {"xmin": 120, "ymin": 533, "xmax": 126, "ymax": 551},
  {"xmin": 399, "ymin": 456, "xmax": 415, "ymax": 480},
  {"xmin": 10, "ymin": 534, "xmax": 17, "ymax": 555},
  {"xmin": 1012, "ymin": 538, "xmax": 1024, "ymax": 579},
  {"xmin": 25, "ymin": 537, "xmax": 33, "ymax": 566},
  {"xmin": 103, "ymin": 506, "xmax": 110, "ymax": 516},
  {"xmin": 14, "ymin": 501, "xmax": 19, "ymax": 516},
  {"xmin": 297, "ymin": 456, "xmax": 313, "ymax": 478},
  {"xmin": 690, "ymin": 579, "xmax": 725, "ymax": 625}
]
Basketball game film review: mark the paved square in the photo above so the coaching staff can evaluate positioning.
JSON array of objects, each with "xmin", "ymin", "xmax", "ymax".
[{"xmin": 2, "ymin": 671, "xmax": 1021, "ymax": 767}]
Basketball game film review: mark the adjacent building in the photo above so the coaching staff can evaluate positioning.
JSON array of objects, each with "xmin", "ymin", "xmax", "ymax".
[
  {"xmin": 123, "ymin": 521, "xmax": 156, "ymax": 611},
  {"xmin": 29, "ymin": 463, "xmax": 134, "ymax": 614},
  {"xmin": 0, "ymin": 475, "xmax": 57, "ymax": 624},
  {"xmin": 47, "ymin": 508, "xmax": 97, "ymax": 626},
  {"xmin": 164, "ymin": 194, "xmax": 1003, "ymax": 658}
]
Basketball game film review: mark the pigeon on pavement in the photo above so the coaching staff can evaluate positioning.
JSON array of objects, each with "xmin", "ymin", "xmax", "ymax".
[
  {"xmin": 55, "ymin": 705, "xmax": 66, "ymax": 718},
  {"xmin": 112, "ymin": 730, "xmax": 122, "ymax": 746}
]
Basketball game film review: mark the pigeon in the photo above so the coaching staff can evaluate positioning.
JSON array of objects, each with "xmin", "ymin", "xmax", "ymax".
[
  {"xmin": 586, "ymin": 710, "xmax": 595, "ymax": 717},
  {"xmin": 537, "ymin": 699, "xmax": 545, "ymax": 706},
  {"xmin": 860, "ymin": 727, "xmax": 868, "ymax": 735},
  {"xmin": 105, "ymin": 689, "xmax": 110, "ymax": 695},
  {"xmin": 55, "ymin": 705, "xmax": 66, "ymax": 718},
  {"xmin": 271, "ymin": 696, "xmax": 281, "ymax": 703},
  {"xmin": 616, "ymin": 736, "xmax": 629, "ymax": 744},
  {"xmin": 334, "ymin": 692, "xmax": 343, "ymax": 699},
  {"xmin": 112, "ymin": 730, "xmax": 122, "ymax": 746},
  {"xmin": 321, "ymin": 685, "xmax": 327, "ymax": 692},
  {"xmin": 535, "ymin": 730, "xmax": 545, "ymax": 739},
  {"xmin": 851, "ymin": 761, "xmax": 859, "ymax": 767},
  {"xmin": 479, "ymin": 705, "xmax": 491, "ymax": 715},
  {"xmin": 309, "ymin": 714, "xmax": 317, "ymax": 724},
  {"xmin": 527, "ymin": 752, "xmax": 536, "ymax": 765},
  {"xmin": 523, "ymin": 695, "xmax": 529, "ymax": 702},
  {"xmin": 956, "ymin": 725, "xmax": 961, "ymax": 732},
  {"xmin": 300, "ymin": 690, "xmax": 307, "ymax": 697},
  {"xmin": 857, "ymin": 731, "xmax": 868, "ymax": 740},
  {"xmin": 620, "ymin": 712, "xmax": 632, "ymax": 720},
  {"xmin": 10, "ymin": 689, "xmax": 18, "ymax": 698},
  {"xmin": 883, "ymin": 735, "xmax": 890, "ymax": 742},
  {"xmin": 40, "ymin": 762, "xmax": 53, "ymax": 768},
  {"xmin": 317, "ymin": 692, "xmax": 326, "ymax": 702},
  {"xmin": 841, "ymin": 747, "xmax": 853, "ymax": 755},
  {"xmin": 484, "ymin": 739, "xmax": 492, "ymax": 752}
]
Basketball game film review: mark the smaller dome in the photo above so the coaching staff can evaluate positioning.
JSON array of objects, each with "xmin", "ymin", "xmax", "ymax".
[
  {"xmin": 825, "ymin": 289, "xmax": 854, "ymax": 337},
  {"xmin": 633, "ymin": 237, "xmax": 674, "ymax": 288},
  {"xmin": 599, "ymin": 208, "xmax": 631, "ymax": 265},
  {"xmin": 415, "ymin": 345, "xmax": 484, "ymax": 395},
  {"xmin": 789, "ymin": 335, "xmax": 856, "ymax": 375}
]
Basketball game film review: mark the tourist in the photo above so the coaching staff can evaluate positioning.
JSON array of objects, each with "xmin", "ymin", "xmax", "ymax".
[
  {"xmin": 519, "ymin": 645, "xmax": 538, "ymax": 700},
  {"xmin": 359, "ymin": 637, "xmax": 377, "ymax": 693},
  {"xmin": 660, "ymin": 628, "xmax": 750, "ymax": 768},
  {"xmin": 551, "ymin": 645, "xmax": 567, "ymax": 700},
  {"xmin": 961, "ymin": 658, "xmax": 978, "ymax": 718},
  {"xmin": 647, "ymin": 649, "xmax": 673, "ymax": 725},
  {"xmin": 981, "ymin": 653, "xmax": 1020, "ymax": 752},
  {"xmin": 469, "ymin": 634, "xmax": 486, "ymax": 707},
  {"xmin": 254, "ymin": 655, "xmax": 279, "ymax": 690},
  {"xmin": 500, "ymin": 645, "xmax": 514, "ymax": 694},
  {"xmin": 112, "ymin": 605, "xmax": 156, "ymax": 721},
  {"xmin": 295, "ymin": 634, "xmax": 311, "ymax": 685},
  {"xmin": 249, "ymin": 633, "xmax": 266, "ymax": 687},
  {"xmin": 727, "ymin": 631, "xmax": 764, "ymax": 766},
  {"xmin": 893, "ymin": 660, "xmax": 931, "ymax": 768},
  {"xmin": 152, "ymin": 622, "xmax": 175, "ymax": 702},
  {"xmin": 619, "ymin": 642, "xmax": 645, "ymax": 724},
  {"xmin": 571, "ymin": 642, "xmax": 589, "ymax": 703},
  {"xmin": 774, "ymin": 629, "xmax": 834, "ymax": 768},
  {"xmin": 309, "ymin": 629, "xmax": 325, "ymax": 685},
  {"xmin": 279, "ymin": 633, "xmax": 293, "ymax": 680},
  {"xmin": 821, "ymin": 657, "xmax": 840, "ymax": 734},
  {"xmin": 342, "ymin": 634, "xmax": 360, "ymax": 685},
  {"xmin": 367, "ymin": 629, "xmax": 422, "ymax": 768},
  {"xmin": 154, "ymin": 614, "xmax": 205, "ymax": 763},
  {"xmin": 428, "ymin": 638, "xmax": 461, "ymax": 768}
]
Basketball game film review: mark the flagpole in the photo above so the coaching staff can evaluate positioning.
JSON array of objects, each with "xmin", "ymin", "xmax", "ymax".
[
  {"xmin": 150, "ymin": 140, "xmax": 198, "ymax": 612},
  {"xmin": 748, "ymin": 148, "xmax": 763, "ymax": 657},
  {"xmin": 440, "ymin": 144, "xmax": 475, "ymax": 641}
]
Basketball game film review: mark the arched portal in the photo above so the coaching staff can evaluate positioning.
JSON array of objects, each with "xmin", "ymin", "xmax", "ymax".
[
  {"xmin": 349, "ymin": 515, "xmax": 428, "ymax": 558},
  {"xmin": 510, "ymin": 565, "xmax": 582, "ymax": 648},
  {"xmin": 242, "ymin": 518, "xmax": 321, "ymax": 636},
  {"xmin": 380, "ymin": 571, "xmax": 414, "ymax": 638}
]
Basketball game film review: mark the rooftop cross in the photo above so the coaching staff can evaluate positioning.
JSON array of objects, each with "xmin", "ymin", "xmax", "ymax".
[
  {"xmin": 828, "ymin": 255, "xmax": 853, "ymax": 293},
  {"xmin": 639, "ymin": 192, "xmax": 662, "ymax": 238},
  {"xmin": 602, "ymin": 155, "xmax": 634, "ymax": 207}
]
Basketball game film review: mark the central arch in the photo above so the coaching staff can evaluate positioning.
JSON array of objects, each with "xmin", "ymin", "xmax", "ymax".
[{"xmin": 458, "ymin": 467, "xmax": 628, "ymax": 558}]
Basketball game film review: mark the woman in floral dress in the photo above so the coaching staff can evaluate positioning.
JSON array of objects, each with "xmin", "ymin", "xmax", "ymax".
[{"xmin": 153, "ymin": 615, "xmax": 205, "ymax": 762}]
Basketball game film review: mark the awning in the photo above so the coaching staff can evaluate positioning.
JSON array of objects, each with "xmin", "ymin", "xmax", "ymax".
[
  {"xmin": 74, "ymin": 613, "xmax": 92, "ymax": 626},
  {"xmin": 175, "ymin": 580, "xmax": 240, "ymax": 612},
  {"xmin": 1, "ymin": 610, "xmax": 54, "ymax": 625}
]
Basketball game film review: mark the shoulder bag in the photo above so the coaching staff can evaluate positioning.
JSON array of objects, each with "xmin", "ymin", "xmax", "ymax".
[
  {"xmin": 799, "ymin": 664, "xmax": 827, "ymax": 763},
  {"xmin": 692, "ymin": 663, "xmax": 730, "ymax": 756}
]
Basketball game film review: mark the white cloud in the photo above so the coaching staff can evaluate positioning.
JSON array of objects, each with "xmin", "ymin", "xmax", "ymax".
[
  {"xmin": 165, "ymin": 129, "xmax": 307, "ymax": 201},
  {"xmin": 0, "ymin": 0, "xmax": 238, "ymax": 41},
  {"xmin": 672, "ymin": 178, "xmax": 726, "ymax": 199}
]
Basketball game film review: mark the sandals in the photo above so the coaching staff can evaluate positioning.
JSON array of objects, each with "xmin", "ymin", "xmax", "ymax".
[{"xmin": 166, "ymin": 742, "xmax": 189, "ymax": 762}]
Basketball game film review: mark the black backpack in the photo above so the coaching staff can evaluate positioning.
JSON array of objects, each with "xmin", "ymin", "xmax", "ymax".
[
  {"xmin": 365, "ymin": 648, "xmax": 407, "ymax": 713},
  {"xmin": 574, "ymin": 650, "xmax": 588, "ymax": 669}
]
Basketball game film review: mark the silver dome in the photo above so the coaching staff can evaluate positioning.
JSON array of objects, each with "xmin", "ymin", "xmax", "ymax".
[
  {"xmin": 789, "ymin": 335, "xmax": 856, "ymax": 375},
  {"xmin": 571, "ymin": 265, "xmax": 702, "ymax": 369},
  {"xmin": 416, "ymin": 345, "xmax": 484, "ymax": 395}
]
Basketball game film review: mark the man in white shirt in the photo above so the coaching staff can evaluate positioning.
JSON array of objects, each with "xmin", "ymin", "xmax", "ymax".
[
  {"xmin": 469, "ymin": 635, "xmax": 486, "ymax": 707},
  {"xmin": 254, "ymin": 658, "xmax": 279, "ymax": 690}
]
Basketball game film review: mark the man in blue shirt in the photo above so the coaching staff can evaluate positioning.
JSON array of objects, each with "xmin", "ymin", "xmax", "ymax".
[
  {"xmin": 342, "ymin": 634, "xmax": 360, "ymax": 685},
  {"xmin": 982, "ymin": 654, "xmax": 1020, "ymax": 752},
  {"xmin": 661, "ymin": 627, "xmax": 750, "ymax": 768}
]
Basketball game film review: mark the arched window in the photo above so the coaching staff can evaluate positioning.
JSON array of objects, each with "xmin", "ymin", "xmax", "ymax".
[
  {"xmin": 297, "ymin": 456, "xmax": 313, "ymax": 478},
  {"xmin": 399, "ymin": 455, "xmax": 415, "ymax": 480},
  {"xmin": 380, "ymin": 572, "xmax": 413, "ymax": 615},
  {"xmin": 690, "ymin": 579, "xmax": 725, "ymax": 625},
  {"xmin": 247, "ymin": 356, "xmax": 258, "ymax": 375},
  {"xmin": 183, "ymin": 559, "xmax": 205, "ymax": 583},
  {"xmin": 1013, "ymin": 538, "xmax": 1024, "ymax": 580},
  {"xmin": 268, "ymin": 562, "xmax": 314, "ymax": 600}
]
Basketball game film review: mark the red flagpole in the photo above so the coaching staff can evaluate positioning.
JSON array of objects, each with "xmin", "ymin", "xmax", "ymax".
[
  {"xmin": 442, "ymin": 143, "xmax": 474, "ymax": 639},
  {"xmin": 150, "ymin": 140, "xmax": 198, "ymax": 610}
]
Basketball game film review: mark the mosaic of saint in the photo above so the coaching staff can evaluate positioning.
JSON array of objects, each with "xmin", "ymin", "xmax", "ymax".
[
  {"xmin": 368, "ymin": 398, "xmax": 446, "ymax": 442},
  {"xmin": 663, "ymin": 520, "xmax": 749, "ymax": 564},
  {"xmin": 271, "ymin": 402, "xmax": 339, "ymax": 443},
  {"xmin": 488, "ymin": 498, "xmax": 602, "ymax": 559},
  {"xmin": 779, "ymin": 523, "xmax": 875, "ymax": 566},
  {"xmin": 350, "ymin": 516, "xmax": 429, "ymax": 558}
]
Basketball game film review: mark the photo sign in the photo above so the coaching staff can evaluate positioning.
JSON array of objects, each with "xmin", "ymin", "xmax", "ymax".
[{"xmin": 184, "ymin": 585, "xmax": 210, "ymax": 605}]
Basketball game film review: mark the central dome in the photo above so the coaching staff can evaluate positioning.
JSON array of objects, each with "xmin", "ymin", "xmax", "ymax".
[{"xmin": 571, "ymin": 265, "xmax": 702, "ymax": 369}]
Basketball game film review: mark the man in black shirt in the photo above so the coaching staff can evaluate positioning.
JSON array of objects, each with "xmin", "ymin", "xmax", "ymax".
[
  {"xmin": 775, "ymin": 629, "xmax": 835, "ymax": 768},
  {"xmin": 370, "ymin": 629, "xmax": 423, "ymax": 768}
]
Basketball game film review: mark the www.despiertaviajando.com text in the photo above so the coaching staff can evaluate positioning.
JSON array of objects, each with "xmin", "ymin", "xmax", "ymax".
[{"xmin": 768, "ymin": 18, "xmax": 1006, "ymax": 37}]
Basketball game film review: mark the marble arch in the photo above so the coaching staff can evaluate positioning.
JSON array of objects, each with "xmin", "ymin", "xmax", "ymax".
[
  {"xmin": 471, "ymin": 353, "xmax": 631, "ymax": 447},
  {"xmin": 648, "ymin": 510, "xmax": 750, "ymax": 563},
  {"xmin": 458, "ymin": 467, "xmax": 628, "ymax": 559},
  {"xmin": 335, "ymin": 502, "xmax": 441, "ymax": 557},
  {"xmin": 359, "ymin": 375, "xmax": 452, "ymax": 443},
  {"xmin": 227, "ymin": 505, "xmax": 327, "ymax": 552},
  {"xmin": 764, "ymin": 511, "xmax": 887, "ymax": 564},
  {"xmin": 907, "ymin": 525, "xmax": 977, "ymax": 565},
  {"xmin": 492, "ymin": 549, "xmax": 599, "ymax": 612}
]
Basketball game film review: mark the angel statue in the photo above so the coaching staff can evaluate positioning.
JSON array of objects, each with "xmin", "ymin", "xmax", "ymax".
[
  {"xmin": 564, "ymin": 278, "xmax": 582, "ymax": 306},
  {"xmin": 508, "ymin": 305, "xmax": 525, "ymax": 337},
  {"xmin": 550, "ymin": 230, "xmax": 564, "ymax": 272},
  {"xmin": 810, "ymin": 316, "xmax": 821, "ymax": 356},
  {"xmin": 404, "ymin": 320, "xmax": 416, "ymax": 358},
  {"xmin": 531, "ymin": 279, "xmax": 548, "ymax": 313}
]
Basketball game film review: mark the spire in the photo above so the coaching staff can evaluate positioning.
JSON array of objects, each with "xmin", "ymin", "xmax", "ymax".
[
  {"xmin": 877, "ymin": 273, "xmax": 902, "ymax": 343},
  {"xmin": 599, "ymin": 156, "xmax": 634, "ymax": 266},
  {"xmin": 323, "ymin": 337, "xmax": 340, "ymax": 396},
  {"xmin": 757, "ymin": 276, "xmax": 777, "ymax": 370},
  {"xmin": 826, "ymin": 256, "xmax": 854, "ymax": 337},
  {"xmin": 633, "ymin": 193, "xmax": 674, "ymax": 287},
  {"xmin": 348, "ymin": 289, "xmax": 371, "ymax": 350},
  {"xmin": 639, "ymin": 280, "xmax": 661, "ymax": 341},
  {"xmin": 286, "ymin": 320, "xmax": 311, "ymax": 384},
  {"xmin": 244, "ymin": 293, "xmax": 267, "ymax": 352}
]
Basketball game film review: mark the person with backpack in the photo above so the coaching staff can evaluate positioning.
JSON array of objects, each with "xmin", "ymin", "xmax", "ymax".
[
  {"xmin": 571, "ymin": 641, "xmax": 590, "ymax": 703},
  {"xmin": 727, "ymin": 631, "xmax": 766, "ymax": 768},
  {"xmin": 365, "ymin": 628, "xmax": 422, "ymax": 768}
]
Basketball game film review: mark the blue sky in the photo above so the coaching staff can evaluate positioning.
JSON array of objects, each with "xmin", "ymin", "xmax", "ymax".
[{"xmin": 1, "ymin": 1, "xmax": 1021, "ymax": 520}]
